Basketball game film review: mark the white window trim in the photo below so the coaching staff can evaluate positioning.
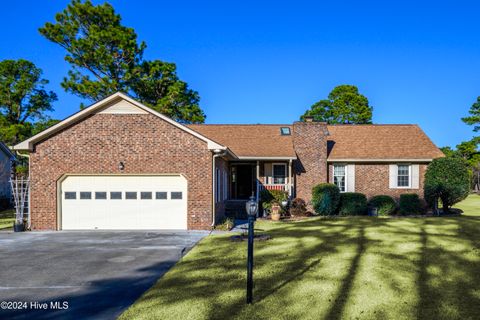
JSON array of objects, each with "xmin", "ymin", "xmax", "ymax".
[
  {"xmin": 396, "ymin": 164, "xmax": 412, "ymax": 189},
  {"xmin": 333, "ymin": 164, "xmax": 347, "ymax": 193},
  {"xmin": 271, "ymin": 163, "xmax": 287, "ymax": 185}
]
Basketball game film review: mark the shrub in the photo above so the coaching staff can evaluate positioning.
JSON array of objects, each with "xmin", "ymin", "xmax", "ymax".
[
  {"xmin": 289, "ymin": 198, "xmax": 307, "ymax": 216},
  {"xmin": 260, "ymin": 189, "xmax": 288, "ymax": 213},
  {"xmin": 424, "ymin": 157, "xmax": 470, "ymax": 213},
  {"xmin": 312, "ymin": 183, "xmax": 340, "ymax": 216},
  {"xmin": 399, "ymin": 194, "xmax": 422, "ymax": 215},
  {"xmin": 338, "ymin": 193, "xmax": 368, "ymax": 216},
  {"xmin": 215, "ymin": 217, "xmax": 235, "ymax": 231},
  {"xmin": 368, "ymin": 195, "xmax": 396, "ymax": 216}
]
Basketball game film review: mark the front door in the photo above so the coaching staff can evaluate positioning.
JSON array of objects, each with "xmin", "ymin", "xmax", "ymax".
[{"xmin": 231, "ymin": 164, "xmax": 255, "ymax": 199}]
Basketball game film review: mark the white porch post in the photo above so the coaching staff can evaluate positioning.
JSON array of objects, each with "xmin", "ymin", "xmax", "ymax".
[
  {"xmin": 288, "ymin": 159, "xmax": 292, "ymax": 197},
  {"xmin": 256, "ymin": 161, "xmax": 260, "ymax": 201}
]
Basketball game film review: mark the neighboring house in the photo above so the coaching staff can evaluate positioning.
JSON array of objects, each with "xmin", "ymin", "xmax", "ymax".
[
  {"xmin": 13, "ymin": 92, "xmax": 443, "ymax": 231},
  {"xmin": 0, "ymin": 142, "xmax": 14, "ymax": 206}
]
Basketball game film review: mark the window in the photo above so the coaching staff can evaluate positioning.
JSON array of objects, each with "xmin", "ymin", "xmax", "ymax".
[
  {"xmin": 280, "ymin": 127, "xmax": 291, "ymax": 135},
  {"xmin": 397, "ymin": 165, "xmax": 411, "ymax": 187},
  {"xmin": 80, "ymin": 192, "xmax": 91, "ymax": 200},
  {"xmin": 110, "ymin": 192, "xmax": 122, "ymax": 200},
  {"xmin": 272, "ymin": 164, "xmax": 286, "ymax": 184},
  {"xmin": 215, "ymin": 168, "xmax": 220, "ymax": 203},
  {"xmin": 156, "ymin": 192, "xmax": 167, "ymax": 200},
  {"xmin": 333, "ymin": 165, "xmax": 346, "ymax": 192},
  {"xmin": 171, "ymin": 192, "xmax": 183, "ymax": 200},
  {"xmin": 95, "ymin": 192, "xmax": 107, "ymax": 200},
  {"xmin": 125, "ymin": 192, "xmax": 137, "ymax": 200},
  {"xmin": 65, "ymin": 192, "xmax": 76, "ymax": 200},
  {"xmin": 141, "ymin": 192, "xmax": 152, "ymax": 199}
]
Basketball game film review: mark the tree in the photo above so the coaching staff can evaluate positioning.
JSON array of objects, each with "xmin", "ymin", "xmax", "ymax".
[
  {"xmin": 0, "ymin": 59, "xmax": 57, "ymax": 145},
  {"xmin": 462, "ymin": 96, "xmax": 480, "ymax": 133},
  {"xmin": 301, "ymin": 85, "xmax": 373, "ymax": 124},
  {"xmin": 131, "ymin": 60, "xmax": 205, "ymax": 123},
  {"xmin": 424, "ymin": 157, "xmax": 470, "ymax": 214},
  {"xmin": 39, "ymin": 0, "xmax": 205, "ymax": 123}
]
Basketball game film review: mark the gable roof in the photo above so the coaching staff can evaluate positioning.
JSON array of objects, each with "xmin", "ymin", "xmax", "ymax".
[
  {"xmin": 188, "ymin": 124, "xmax": 296, "ymax": 159},
  {"xmin": 326, "ymin": 124, "xmax": 444, "ymax": 161},
  {"xmin": 13, "ymin": 92, "xmax": 229, "ymax": 152}
]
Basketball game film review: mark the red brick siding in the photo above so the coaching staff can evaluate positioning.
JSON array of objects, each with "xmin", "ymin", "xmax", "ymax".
[
  {"xmin": 328, "ymin": 163, "xmax": 427, "ymax": 201},
  {"xmin": 292, "ymin": 122, "xmax": 328, "ymax": 206},
  {"xmin": 29, "ymin": 113, "xmax": 214, "ymax": 230}
]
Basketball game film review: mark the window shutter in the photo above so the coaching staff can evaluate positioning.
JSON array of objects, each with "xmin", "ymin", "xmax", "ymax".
[
  {"xmin": 264, "ymin": 163, "xmax": 272, "ymax": 184},
  {"xmin": 389, "ymin": 164, "xmax": 397, "ymax": 189},
  {"xmin": 347, "ymin": 164, "xmax": 355, "ymax": 192},
  {"xmin": 411, "ymin": 164, "xmax": 420, "ymax": 189}
]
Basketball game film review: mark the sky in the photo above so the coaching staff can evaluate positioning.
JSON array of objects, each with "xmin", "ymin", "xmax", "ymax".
[{"xmin": 1, "ymin": 0, "xmax": 479, "ymax": 148}]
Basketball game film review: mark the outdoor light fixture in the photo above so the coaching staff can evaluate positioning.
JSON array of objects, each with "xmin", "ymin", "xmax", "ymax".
[
  {"xmin": 119, "ymin": 161, "xmax": 125, "ymax": 171},
  {"xmin": 245, "ymin": 195, "xmax": 258, "ymax": 304}
]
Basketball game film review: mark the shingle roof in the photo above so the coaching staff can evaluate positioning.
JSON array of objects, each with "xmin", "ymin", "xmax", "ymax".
[
  {"xmin": 326, "ymin": 124, "xmax": 444, "ymax": 160},
  {"xmin": 187, "ymin": 124, "xmax": 296, "ymax": 158},
  {"xmin": 188, "ymin": 123, "xmax": 444, "ymax": 160}
]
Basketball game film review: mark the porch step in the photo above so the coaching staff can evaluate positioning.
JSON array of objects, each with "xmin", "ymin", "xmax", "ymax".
[{"xmin": 225, "ymin": 200, "xmax": 248, "ymax": 219}]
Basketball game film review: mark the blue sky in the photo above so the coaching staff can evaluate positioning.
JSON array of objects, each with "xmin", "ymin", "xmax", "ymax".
[{"xmin": 1, "ymin": 1, "xmax": 479, "ymax": 148}]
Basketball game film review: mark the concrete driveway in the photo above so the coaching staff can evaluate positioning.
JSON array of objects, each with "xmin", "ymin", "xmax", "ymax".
[{"xmin": 0, "ymin": 231, "xmax": 207, "ymax": 320}]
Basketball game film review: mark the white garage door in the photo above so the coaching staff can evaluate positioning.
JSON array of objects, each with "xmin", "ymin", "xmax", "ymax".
[{"xmin": 61, "ymin": 175, "xmax": 187, "ymax": 230}]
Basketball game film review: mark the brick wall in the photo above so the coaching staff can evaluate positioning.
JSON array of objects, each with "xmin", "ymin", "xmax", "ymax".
[
  {"xmin": 29, "ymin": 112, "xmax": 214, "ymax": 230},
  {"xmin": 292, "ymin": 121, "xmax": 328, "ymax": 205},
  {"xmin": 328, "ymin": 163, "xmax": 428, "ymax": 201}
]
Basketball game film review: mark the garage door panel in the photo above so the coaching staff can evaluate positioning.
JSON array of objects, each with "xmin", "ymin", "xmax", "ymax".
[{"xmin": 61, "ymin": 175, "xmax": 187, "ymax": 230}]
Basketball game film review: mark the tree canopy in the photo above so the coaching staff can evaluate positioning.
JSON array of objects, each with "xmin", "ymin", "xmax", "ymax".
[
  {"xmin": 0, "ymin": 59, "xmax": 57, "ymax": 145},
  {"xmin": 462, "ymin": 96, "xmax": 480, "ymax": 133},
  {"xmin": 301, "ymin": 85, "xmax": 373, "ymax": 124},
  {"xmin": 39, "ymin": 0, "xmax": 205, "ymax": 123}
]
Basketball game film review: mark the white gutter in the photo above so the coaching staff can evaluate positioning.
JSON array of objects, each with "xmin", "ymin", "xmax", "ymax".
[
  {"xmin": 212, "ymin": 149, "xmax": 227, "ymax": 227},
  {"xmin": 327, "ymin": 158, "xmax": 433, "ymax": 163}
]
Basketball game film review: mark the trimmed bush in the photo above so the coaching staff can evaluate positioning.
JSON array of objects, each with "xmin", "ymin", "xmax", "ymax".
[
  {"xmin": 312, "ymin": 183, "xmax": 340, "ymax": 216},
  {"xmin": 290, "ymin": 198, "xmax": 307, "ymax": 216},
  {"xmin": 338, "ymin": 192, "xmax": 368, "ymax": 216},
  {"xmin": 368, "ymin": 195, "xmax": 396, "ymax": 216},
  {"xmin": 424, "ymin": 157, "xmax": 470, "ymax": 213},
  {"xmin": 399, "ymin": 194, "xmax": 422, "ymax": 215}
]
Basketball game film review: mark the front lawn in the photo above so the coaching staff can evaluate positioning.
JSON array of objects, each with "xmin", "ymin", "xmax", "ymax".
[
  {"xmin": 121, "ymin": 195, "xmax": 480, "ymax": 320},
  {"xmin": 0, "ymin": 209, "xmax": 14, "ymax": 230}
]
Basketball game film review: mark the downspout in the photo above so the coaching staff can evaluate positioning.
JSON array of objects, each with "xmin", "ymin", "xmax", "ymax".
[{"xmin": 212, "ymin": 149, "xmax": 227, "ymax": 227}]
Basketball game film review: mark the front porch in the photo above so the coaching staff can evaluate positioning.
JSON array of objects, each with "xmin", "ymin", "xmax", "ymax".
[{"xmin": 229, "ymin": 160, "xmax": 294, "ymax": 200}]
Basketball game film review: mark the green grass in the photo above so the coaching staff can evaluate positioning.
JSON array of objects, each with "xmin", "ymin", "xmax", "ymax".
[
  {"xmin": 0, "ymin": 209, "xmax": 14, "ymax": 230},
  {"xmin": 121, "ymin": 195, "xmax": 480, "ymax": 320}
]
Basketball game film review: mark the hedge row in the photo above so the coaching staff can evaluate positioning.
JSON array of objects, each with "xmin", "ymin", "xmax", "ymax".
[{"xmin": 311, "ymin": 183, "xmax": 423, "ymax": 216}]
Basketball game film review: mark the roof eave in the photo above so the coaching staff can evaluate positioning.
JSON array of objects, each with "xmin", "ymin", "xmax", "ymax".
[
  {"xmin": 236, "ymin": 156, "xmax": 297, "ymax": 160},
  {"xmin": 327, "ymin": 158, "xmax": 434, "ymax": 163}
]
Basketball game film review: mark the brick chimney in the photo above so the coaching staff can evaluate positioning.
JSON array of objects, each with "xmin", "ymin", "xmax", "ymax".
[{"xmin": 292, "ymin": 120, "xmax": 329, "ymax": 208}]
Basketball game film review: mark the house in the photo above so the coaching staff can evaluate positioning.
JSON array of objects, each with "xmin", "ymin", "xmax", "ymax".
[
  {"xmin": 13, "ymin": 92, "xmax": 444, "ymax": 230},
  {"xmin": 0, "ymin": 142, "xmax": 14, "ymax": 208}
]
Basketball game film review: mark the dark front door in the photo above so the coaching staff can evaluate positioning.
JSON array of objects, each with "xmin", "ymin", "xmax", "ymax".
[{"xmin": 231, "ymin": 164, "xmax": 255, "ymax": 199}]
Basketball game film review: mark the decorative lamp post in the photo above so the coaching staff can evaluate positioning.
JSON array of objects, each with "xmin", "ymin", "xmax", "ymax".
[{"xmin": 245, "ymin": 195, "xmax": 258, "ymax": 304}]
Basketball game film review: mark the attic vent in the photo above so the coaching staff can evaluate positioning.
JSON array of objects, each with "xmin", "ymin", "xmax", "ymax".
[{"xmin": 280, "ymin": 127, "xmax": 291, "ymax": 135}]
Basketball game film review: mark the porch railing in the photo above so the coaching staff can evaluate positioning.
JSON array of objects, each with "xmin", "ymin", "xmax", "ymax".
[{"xmin": 259, "ymin": 184, "xmax": 289, "ymax": 192}]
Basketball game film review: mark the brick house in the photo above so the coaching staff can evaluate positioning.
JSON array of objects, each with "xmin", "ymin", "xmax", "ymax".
[{"xmin": 14, "ymin": 92, "xmax": 443, "ymax": 230}]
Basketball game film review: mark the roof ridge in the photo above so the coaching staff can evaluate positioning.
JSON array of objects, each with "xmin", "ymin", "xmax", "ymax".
[{"xmin": 187, "ymin": 124, "xmax": 293, "ymax": 126}]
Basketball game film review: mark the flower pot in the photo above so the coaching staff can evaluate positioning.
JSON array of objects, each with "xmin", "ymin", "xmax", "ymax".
[
  {"xmin": 13, "ymin": 221, "xmax": 24, "ymax": 232},
  {"xmin": 271, "ymin": 213, "xmax": 281, "ymax": 221}
]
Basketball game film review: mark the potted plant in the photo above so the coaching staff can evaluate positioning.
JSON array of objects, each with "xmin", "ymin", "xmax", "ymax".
[{"xmin": 271, "ymin": 202, "xmax": 281, "ymax": 221}]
